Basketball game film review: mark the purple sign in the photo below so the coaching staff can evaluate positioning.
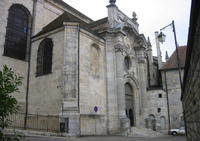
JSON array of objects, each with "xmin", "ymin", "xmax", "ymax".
[{"xmin": 94, "ymin": 106, "xmax": 98, "ymax": 112}]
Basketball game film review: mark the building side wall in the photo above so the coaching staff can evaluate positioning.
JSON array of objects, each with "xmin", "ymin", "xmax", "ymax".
[
  {"xmin": 0, "ymin": 0, "xmax": 34, "ymax": 112},
  {"xmin": 147, "ymin": 89, "xmax": 168, "ymax": 132},
  {"xmin": 29, "ymin": 30, "xmax": 64, "ymax": 115},
  {"xmin": 182, "ymin": 8, "xmax": 200, "ymax": 140},
  {"xmin": 33, "ymin": 0, "xmax": 64, "ymax": 34},
  {"xmin": 79, "ymin": 30, "xmax": 107, "ymax": 135},
  {"xmin": 0, "ymin": 0, "xmax": 64, "ymax": 113},
  {"xmin": 161, "ymin": 70, "xmax": 184, "ymax": 129}
]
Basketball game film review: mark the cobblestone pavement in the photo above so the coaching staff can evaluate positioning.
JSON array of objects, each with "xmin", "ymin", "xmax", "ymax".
[{"xmin": 25, "ymin": 135, "xmax": 186, "ymax": 141}]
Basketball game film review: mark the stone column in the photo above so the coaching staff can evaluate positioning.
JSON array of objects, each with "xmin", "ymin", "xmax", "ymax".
[
  {"xmin": 107, "ymin": 0, "xmax": 118, "ymax": 28},
  {"xmin": 155, "ymin": 31, "xmax": 163, "ymax": 69},
  {"xmin": 135, "ymin": 46, "xmax": 147, "ymax": 127},
  {"xmin": 114, "ymin": 34, "xmax": 130, "ymax": 135},
  {"xmin": 61, "ymin": 22, "xmax": 80, "ymax": 136},
  {"xmin": 106, "ymin": 0, "xmax": 130, "ymax": 134},
  {"xmin": 105, "ymin": 1, "xmax": 120, "ymax": 135},
  {"xmin": 105, "ymin": 32, "xmax": 120, "ymax": 134},
  {"xmin": 115, "ymin": 50, "xmax": 126, "ymax": 118}
]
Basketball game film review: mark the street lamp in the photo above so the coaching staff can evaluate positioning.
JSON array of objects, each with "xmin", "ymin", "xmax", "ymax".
[
  {"xmin": 157, "ymin": 20, "xmax": 183, "ymax": 91},
  {"xmin": 156, "ymin": 20, "xmax": 184, "ymax": 133},
  {"xmin": 157, "ymin": 32, "xmax": 166, "ymax": 43}
]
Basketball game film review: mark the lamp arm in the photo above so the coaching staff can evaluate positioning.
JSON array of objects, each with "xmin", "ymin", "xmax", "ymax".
[{"xmin": 160, "ymin": 22, "xmax": 173, "ymax": 31}]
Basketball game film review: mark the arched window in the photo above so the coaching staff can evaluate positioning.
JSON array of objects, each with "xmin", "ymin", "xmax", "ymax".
[
  {"xmin": 125, "ymin": 83, "xmax": 135, "ymax": 126},
  {"xmin": 148, "ymin": 114, "xmax": 156, "ymax": 131},
  {"xmin": 124, "ymin": 56, "xmax": 131, "ymax": 70},
  {"xmin": 125, "ymin": 83, "xmax": 133, "ymax": 95},
  {"xmin": 36, "ymin": 38, "xmax": 53, "ymax": 76},
  {"xmin": 90, "ymin": 44, "xmax": 100, "ymax": 75},
  {"xmin": 160, "ymin": 116, "xmax": 166, "ymax": 129},
  {"xmin": 4, "ymin": 4, "xmax": 30, "ymax": 60}
]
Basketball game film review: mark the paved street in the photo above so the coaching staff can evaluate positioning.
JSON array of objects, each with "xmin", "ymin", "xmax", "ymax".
[{"xmin": 25, "ymin": 135, "xmax": 186, "ymax": 141}]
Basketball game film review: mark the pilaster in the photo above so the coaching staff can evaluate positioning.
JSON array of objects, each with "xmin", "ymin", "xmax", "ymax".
[
  {"xmin": 105, "ymin": 32, "xmax": 120, "ymax": 134},
  {"xmin": 61, "ymin": 22, "xmax": 80, "ymax": 136},
  {"xmin": 135, "ymin": 45, "xmax": 147, "ymax": 127}
]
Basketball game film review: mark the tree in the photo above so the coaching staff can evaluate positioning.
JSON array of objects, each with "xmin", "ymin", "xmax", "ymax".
[{"xmin": 0, "ymin": 65, "xmax": 22, "ymax": 130}]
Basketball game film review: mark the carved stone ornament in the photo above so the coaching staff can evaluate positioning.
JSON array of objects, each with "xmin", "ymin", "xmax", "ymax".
[
  {"xmin": 124, "ymin": 71, "xmax": 135, "ymax": 78},
  {"xmin": 138, "ymin": 57, "xmax": 146, "ymax": 64},
  {"xmin": 114, "ymin": 44, "xmax": 126, "ymax": 55},
  {"xmin": 132, "ymin": 12, "xmax": 138, "ymax": 22},
  {"xmin": 136, "ymin": 36, "xmax": 145, "ymax": 47},
  {"xmin": 109, "ymin": 0, "xmax": 116, "ymax": 5}
]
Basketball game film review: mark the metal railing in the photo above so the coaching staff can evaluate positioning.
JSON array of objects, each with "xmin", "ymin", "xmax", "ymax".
[{"xmin": 8, "ymin": 113, "xmax": 60, "ymax": 133}]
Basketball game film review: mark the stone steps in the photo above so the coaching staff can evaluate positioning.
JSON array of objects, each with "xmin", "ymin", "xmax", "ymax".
[{"xmin": 128, "ymin": 127, "xmax": 163, "ymax": 137}]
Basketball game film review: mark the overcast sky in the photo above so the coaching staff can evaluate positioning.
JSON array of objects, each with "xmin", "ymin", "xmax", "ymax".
[{"xmin": 63, "ymin": 0, "xmax": 191, "ymax": 60}]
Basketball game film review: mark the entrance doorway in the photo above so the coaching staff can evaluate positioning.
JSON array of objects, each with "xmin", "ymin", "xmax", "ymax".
[
  {"xmin": 125, "ymin": 83, "xmax": 135, "ymax": 126},
  {"xmin": 148, "ymin": 114, "xmax": 156, "ymax": 131}
]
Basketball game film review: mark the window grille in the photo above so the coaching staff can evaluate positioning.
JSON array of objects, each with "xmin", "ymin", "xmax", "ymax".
[
  {"xmin": 36, "ymin": 38, "xmax": 53, "ymax": 76},
  {"xmin": 4, "ymin": 4, "xmax": 30, "ymax": 60}
]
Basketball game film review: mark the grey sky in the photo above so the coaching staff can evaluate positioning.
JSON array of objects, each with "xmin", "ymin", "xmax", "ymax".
[{"xmin": 63, "ymin": 0, "xmax": 191, "ymax": 59}]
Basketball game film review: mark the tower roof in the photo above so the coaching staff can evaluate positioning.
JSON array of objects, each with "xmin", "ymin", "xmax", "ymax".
[{"xmin": 161, "ymin": 46, "xmax": 187, "ymax": 70}]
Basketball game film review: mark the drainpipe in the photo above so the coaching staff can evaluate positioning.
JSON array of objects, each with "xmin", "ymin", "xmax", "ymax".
[
  {"xmin": 146, "ymin": 55, "xmax": 151, "ymax": 87},
  {"xmin": 77, "ymin": 26, "xmax": 80, "ymax": 113},
  {"xmin": 24, "ymin": 0, "xmax": 37, "ymax": 130},
  {"xmin": 77, "ymin": 25, "xmax": 80, "ymax": 135},
  {"xmin": 164, "ymin": 71, "xmax": 171, "ymax": 133}
]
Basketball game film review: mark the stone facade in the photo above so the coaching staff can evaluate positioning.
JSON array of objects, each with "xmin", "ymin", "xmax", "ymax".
[
  {"xmin": 146, "ymin": 89, "xmax": 168, "ymax": 132},
  {"xmin": 161, "ymin": 70, "xmax": 184, "ymax": 129},
  {"xmin": 0, "ymin": 0, "xmax": 174, "ymax": 136},
  {"xmin": 182, "ymin": 0, "xmax": 200, "ymax": 140},
  {"xmin": 159, "ymin": 46, "xmax": 187, "ymax": 131},
  {"xmin": 145, "ymin": 45, "xmax": 186, "ymax": 134}
]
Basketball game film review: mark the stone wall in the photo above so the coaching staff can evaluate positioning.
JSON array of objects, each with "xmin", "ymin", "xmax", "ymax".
[
  {"xmin": 161, "ymin": 70, "xmax": 184, "ymax": 129},
  {"xmin": 0, "ymin": 0, "xmax": 64, "ymax": 112},
  {"xmin": 182, "ymin": 0, "xmax": 200, "ymax": 139},
  {"xmin": 79, "ymin": 29, "xmax": 107, "ymax": 135},
  {"xmin": 29, "ymin": 30, "xmax": 64, "ymax": 115},
  {"xmin": 0, "ymin": 0, "xmax": 34, "ymax": 113},
  {"xmin": 33, "ymin": 0, "xmax": 63, "ymax": 34},
  {"xmin": 146, "ymin": 89, "xmax": 168, "ymax": 133}
]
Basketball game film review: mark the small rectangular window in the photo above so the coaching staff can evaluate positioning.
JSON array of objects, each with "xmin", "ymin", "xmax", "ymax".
[
  {"xmin": 158, "ymin": 108, "xmax": 161, "ymax": 113},
  {"xmin": 158, "ymin": 94, "xmax": 162, "ymax": 98}
]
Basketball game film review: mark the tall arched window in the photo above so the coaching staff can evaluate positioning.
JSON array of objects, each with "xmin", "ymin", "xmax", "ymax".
[
  {"xmin": 125, "ymin": 83, "xmax": 135, "ymax": 126},
  {"xmin": 4, "ymin": 4, "xmax": 30, "ymax": 60},
  {"xmin": 124, "ymin": 56, "xmax": 131, "ymax": 70},
  {"xmin": 36, "ymin": 38, "xmax": 53, "ymax": 76},
  {"xmin": 90, "ymin": 44, "xmax": 100, "ymax": 75}
]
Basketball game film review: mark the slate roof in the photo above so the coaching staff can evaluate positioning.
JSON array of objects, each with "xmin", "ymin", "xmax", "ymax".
[
  {"xmin": 89, "ymin": 17, "xmax": 108, "ymax": 35},
  {"xmin": 49, "ymin": 0, "xmax": 93, "ymax": 22},
  {"xmin": 161, "ymin": 46, "xmax": 187, "ymax": 70},
  {"xmin": 34, "ymin": 11, "xmax": 93, "ymax": 37},
  {"xmin": 89, "ymin": 17, "xmax": 108, "ymax": 28}
]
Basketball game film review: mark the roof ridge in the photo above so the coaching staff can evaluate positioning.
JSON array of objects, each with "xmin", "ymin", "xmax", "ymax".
[{"xmin": 48, "ymin": 0, "xmax": 93, "ymax": 22}]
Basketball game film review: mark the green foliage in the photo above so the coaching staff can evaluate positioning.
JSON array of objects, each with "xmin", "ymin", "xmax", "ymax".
[{"xmin": 0, "ymin": 65, "xmax": 23, "ymax": 129}]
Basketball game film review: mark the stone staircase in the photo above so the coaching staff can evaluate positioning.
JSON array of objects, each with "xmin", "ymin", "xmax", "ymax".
[{"xmin": 128, "ymin": 127, "xmax": 163, "ymax": 137}]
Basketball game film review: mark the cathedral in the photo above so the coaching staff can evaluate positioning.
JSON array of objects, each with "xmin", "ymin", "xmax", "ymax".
[{"xmin": 0, "ymin": 0, "xmax": 183, "ymax": 136}]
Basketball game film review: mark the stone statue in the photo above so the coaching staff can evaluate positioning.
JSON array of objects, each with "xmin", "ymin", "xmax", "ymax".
[
  {"xmin": 132, "ymin": 12, "xmax": 138, "ymax": 22},
  {"xmin": 109, "ymin": 0, "xmax": 116, "ymax": 5}
]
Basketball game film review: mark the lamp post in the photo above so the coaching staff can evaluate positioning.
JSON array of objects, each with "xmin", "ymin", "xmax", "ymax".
[
  {"xmin": 157, "ymin": 20, "xmax": 183, "ymax": 91},
  {"xmin": 156, "ymin": 20, "xmax": 183, "ymax": 133}
]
